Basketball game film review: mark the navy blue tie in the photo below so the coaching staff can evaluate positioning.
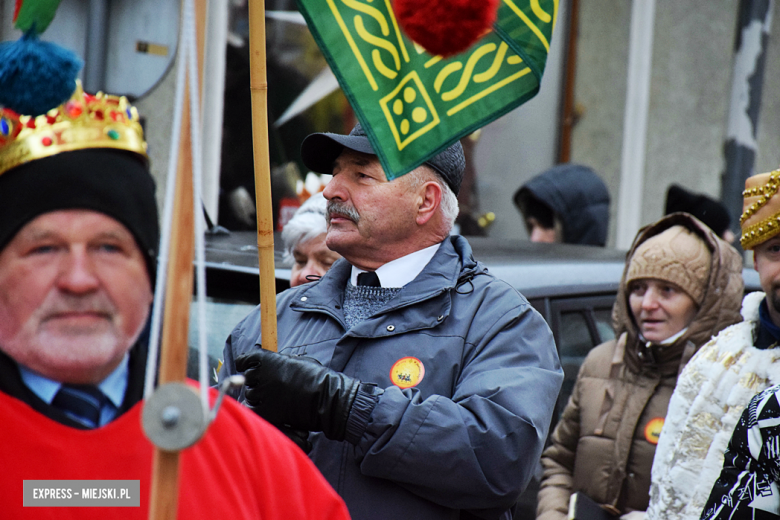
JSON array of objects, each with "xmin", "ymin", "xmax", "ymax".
[
  {"xmin": 52, "ymin": 384, "xmax": 106, "ymax": 428},
  {"xmin": 357, "ymin": 271, "xmax": 381, "ymax": 287}
]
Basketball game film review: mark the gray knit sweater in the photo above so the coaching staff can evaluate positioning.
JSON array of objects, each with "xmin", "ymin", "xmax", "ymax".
[{"xmin": 343, "ymin": 282, "xmax": 402, "ymax": 328}]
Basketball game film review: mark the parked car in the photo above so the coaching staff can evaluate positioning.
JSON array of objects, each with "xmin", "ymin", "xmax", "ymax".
[{"xmin": 191, "ymin": 230, "xmax": 761, "ymax": 517}]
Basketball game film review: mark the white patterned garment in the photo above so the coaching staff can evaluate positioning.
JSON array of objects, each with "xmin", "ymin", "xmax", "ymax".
[
  {"xmin": 700, "ymin": 385, "xmax": 780, "ymax": 519},
  {"xmin": 647, "ymin": 292, "xmax": 780, "ymax": 520}
]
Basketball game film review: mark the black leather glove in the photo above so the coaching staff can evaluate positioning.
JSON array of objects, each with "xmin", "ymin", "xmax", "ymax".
[
  {"xmin": 235, "ymin": 349, "xmax": 361, "ymax": 442},
  {"xmin": 276, "ymin": 425, "xmax": 313, "ymax": 453}
]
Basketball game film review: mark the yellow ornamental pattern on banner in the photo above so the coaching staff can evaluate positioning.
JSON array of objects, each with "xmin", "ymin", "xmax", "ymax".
[
  {"xmin": 379, "ymin": 72, "xmax": 440, "ymax": 150},
  {"xmin": 326, "ymin": 0, "xmax": 546, "ymax": 151},
  {"xmin": 325, "ymin": 0, "xmax": 409, "ymax": 90},
  {"xmin": 300, "ymin": 0, "xmax": 556, "ymax": 179}
]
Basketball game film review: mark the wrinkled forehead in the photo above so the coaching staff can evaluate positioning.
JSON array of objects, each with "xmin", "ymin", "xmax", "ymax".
[
  {"xmin": 333, "ymin": 148, "xmax": 382, "ymax": 170},
  {"xmin": 6, "ymin": 209, "xmax": 136, "ymax": 247}
]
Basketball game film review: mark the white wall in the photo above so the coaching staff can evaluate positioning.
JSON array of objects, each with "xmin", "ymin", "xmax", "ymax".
[
  {"xmin": 473, "ymin": 0, "xmax": 780, "ymax": 247},
  {"xmin": 7, "ymin": 0, "xmax": 780, "ymax": 246},
  {"xmin": 472, "ymin": 0, "xmax": 570, "ymax": 241}
]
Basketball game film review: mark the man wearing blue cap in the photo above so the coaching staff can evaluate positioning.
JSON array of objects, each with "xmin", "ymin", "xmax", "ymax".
[{"xmin": 222, "ymin": 124, "xmax": 563, "ymax": 520}]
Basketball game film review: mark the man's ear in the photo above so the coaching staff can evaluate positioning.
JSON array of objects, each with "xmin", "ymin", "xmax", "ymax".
[{"xmin": 416, "ymin": 181, "xmax": 442, "ymax": 226}]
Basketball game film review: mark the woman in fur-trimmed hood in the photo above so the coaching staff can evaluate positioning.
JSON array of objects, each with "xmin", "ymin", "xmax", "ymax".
[{"xmin": 536, "ymin": 212, "xmax": 744, "ymax": 520}]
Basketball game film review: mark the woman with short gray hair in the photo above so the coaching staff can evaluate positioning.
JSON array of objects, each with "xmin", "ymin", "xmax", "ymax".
[{"xmin": 282, "ymin": 192, "xmax": 341, "ymax": 287}]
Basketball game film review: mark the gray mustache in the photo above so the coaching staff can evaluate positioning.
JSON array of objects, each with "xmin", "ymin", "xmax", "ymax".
[
  {"xmin": 327, "ymin": 201, "xmax": 360, "ymax": 223},
  {"xmin": 42, "ymin": 295, "xmax": 115, "ymax": 318}
]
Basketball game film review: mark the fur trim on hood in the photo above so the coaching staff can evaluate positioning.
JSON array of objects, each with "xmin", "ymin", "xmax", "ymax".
[{"xmin": 612, "ymin": 212, "xmax": 744, "ymax": 376}]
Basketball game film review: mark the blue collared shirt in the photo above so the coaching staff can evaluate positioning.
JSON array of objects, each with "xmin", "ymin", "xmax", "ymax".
[{"xmin": 18, "ymin": 355, "xmax": 129, "ymax": 427}]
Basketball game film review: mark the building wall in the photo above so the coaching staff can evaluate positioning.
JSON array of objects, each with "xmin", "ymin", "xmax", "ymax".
[
  {"xmin": 756, "ymin": 5, "xmax": 780, "ymax": 175},
  {"xmin": 134, "ymin": 65, "xmax": 177, "ymax": 213},
  {"xmin": 640, "ymin": 1, "xmax": 736, "ymax": 234},
  {"xmin": 567, "ymin": 0, "xmax": 631, "ymax": 246},
  {"xmin": 471, "ymin": 0, "xmax": 571, "ymax": 241},
  {"xmin": 4, "ymin": 1, "xmax": 779, "ymax": 247},
  {"xmin": 566, "ymin": 0, "xmax": 740, "ymax": 246},
  {"xmin": 568, "ymin": 1, "xmax": 780, "ymax": 245},
  {"xmin": 476, "ymin": 0, "xmax": 780, "ymax": 248}
]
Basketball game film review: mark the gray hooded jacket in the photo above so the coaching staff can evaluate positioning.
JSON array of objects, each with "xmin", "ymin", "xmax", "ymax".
[
  {"xmin": 222, "ymin": 235, "xmax": 563, "ymax": 520},
  {"xmin": 514, "ymin": 164, "xmax": 610, "ymax": 246}
]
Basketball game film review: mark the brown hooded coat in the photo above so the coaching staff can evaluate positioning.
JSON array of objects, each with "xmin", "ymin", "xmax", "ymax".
[{"xmin": 536, "ymin": 213, "xmax": 744, "ymax": 519}]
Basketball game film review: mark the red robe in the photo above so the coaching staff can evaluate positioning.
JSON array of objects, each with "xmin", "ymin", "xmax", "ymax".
[{"xmin": 0, "ymin": 387, "xmax": 351, "ymax": 519}]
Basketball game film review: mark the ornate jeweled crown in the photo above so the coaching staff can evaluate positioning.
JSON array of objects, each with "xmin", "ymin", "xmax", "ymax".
[
  {"xmin": 740, "ymin": 169, "xmax": 780, "ymax": 249},
  {"xmin": 0, "ymin": 81, "xmax": 148, "ymax": 177}
]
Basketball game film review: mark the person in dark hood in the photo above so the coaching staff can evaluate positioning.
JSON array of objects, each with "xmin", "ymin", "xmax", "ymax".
[
  {"xmin": 513, "ymin": 163, "xmax": 610, "ymax": 246},
  {"xmin": 664, "ymin": 184, "xmax": 735, "ymax": 244}
]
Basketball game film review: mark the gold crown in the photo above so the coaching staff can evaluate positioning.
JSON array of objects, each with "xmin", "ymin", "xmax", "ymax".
[
  {"xmin": 0, "ymin": 82, "xmax": 148, "ymax": 177},
  {"xmin": 740, "ymin": 170, "xmax": 780, "ymax": 249}
]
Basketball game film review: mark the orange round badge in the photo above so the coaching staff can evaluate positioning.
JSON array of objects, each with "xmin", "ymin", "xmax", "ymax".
[
  {"xmin": 390, "ymin": 357, "xmax": 425, "ymax": 389},
  {"xmin": 644, "ymin": 417, "xmax": 665, "ymax": 445}
]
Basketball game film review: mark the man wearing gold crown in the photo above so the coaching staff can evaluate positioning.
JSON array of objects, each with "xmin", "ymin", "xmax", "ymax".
[
  {"xmin": 645, "ymin": 171, "xmax": 780, "ymax": 520},
  {"xmin": 0, "ymin": 84, "xmax": 350, "ymax": 519}
]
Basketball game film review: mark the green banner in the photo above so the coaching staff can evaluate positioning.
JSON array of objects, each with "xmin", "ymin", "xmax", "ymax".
[{"xmin": 298, "ymin": 0, "xmax": 558, "ymax": 180}]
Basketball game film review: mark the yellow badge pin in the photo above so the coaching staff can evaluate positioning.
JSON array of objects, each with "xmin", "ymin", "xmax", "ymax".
[
  {"xmin": 644, "ymin": 417, "xmax": 665, "ymax": 445},
  {"xmin": 390, "ymin": 357, "xmax": 425, "ymax": 389}
]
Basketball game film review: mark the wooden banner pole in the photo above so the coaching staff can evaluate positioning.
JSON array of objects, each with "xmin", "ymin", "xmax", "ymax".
[
  {"xmin": 147, "ymin": 0, "xmax": 206, "ymax": 516},
  {"xmin": 147, "ymin": 83, "xmax": 195, "ymax": 520},
  {"xmin": 248, "ymin": 0, "xmax": 278, "ymax": 352}
]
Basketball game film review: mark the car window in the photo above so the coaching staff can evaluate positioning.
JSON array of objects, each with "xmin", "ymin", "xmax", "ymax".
[
  {"xmin": 188, "ymin": 297, "xmax": 257, "ymax": 378},
  {"xmin": 557, "ymin": 310, "xmax": 592, "ymax": 416},
  {"xmin": 593, "ymin": 308, "xmax": 616, "ymax": 343},
  {"xmin": 559, "ymin": 310, "xmax": 593, "ymax": 359},
  {"xmin": 545, "ymin": 295, "xmax": 616, "ymax": 420}
]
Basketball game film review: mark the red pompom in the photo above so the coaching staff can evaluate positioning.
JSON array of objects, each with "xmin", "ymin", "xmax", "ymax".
[
  {"xmin": 394, "ymin": 0, "xmax": 500, "ymax": 58},
  {"xmin": 14, "ymin": 0, "xmax": 23, "ymax": 23}
]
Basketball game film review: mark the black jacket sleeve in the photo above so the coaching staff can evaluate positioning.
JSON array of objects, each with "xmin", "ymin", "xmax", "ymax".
[{"xmin": 700, "ymin": 385, "xmax": 780, "ymax": 520}]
